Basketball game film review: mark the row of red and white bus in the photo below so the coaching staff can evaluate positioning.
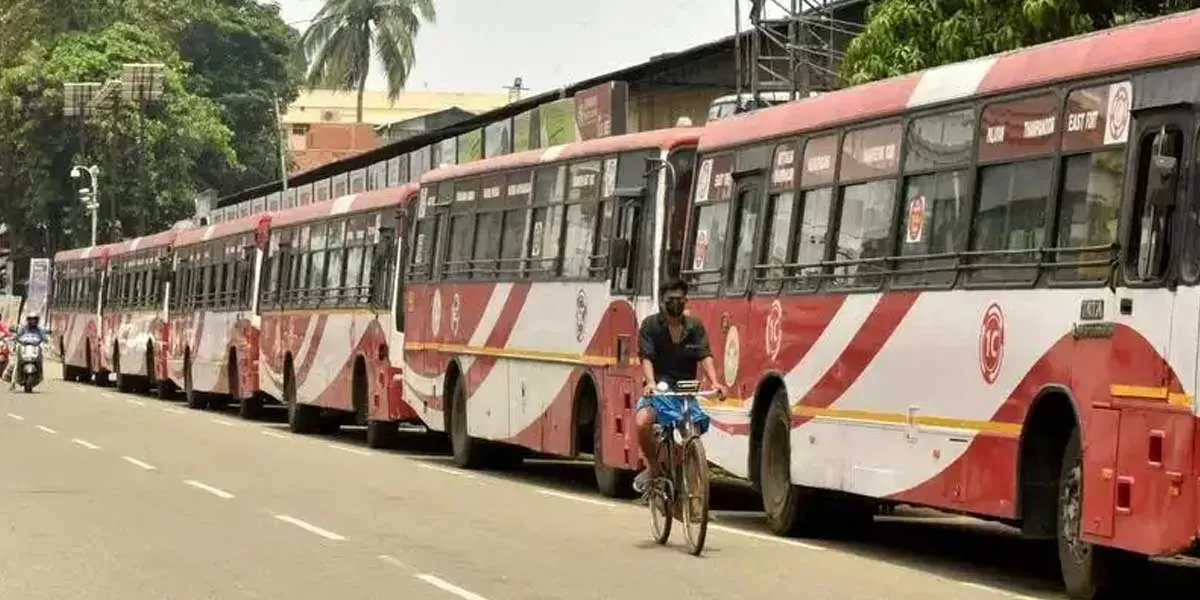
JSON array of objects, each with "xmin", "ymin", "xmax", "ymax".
[{"xmin": 48, "ymin": 11, "xmax": 1200, "ymax": 598}]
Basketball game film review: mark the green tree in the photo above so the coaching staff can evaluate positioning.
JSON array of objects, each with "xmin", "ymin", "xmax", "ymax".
[
  {"xmin": 159, "ymin": 0, "xmax": 305, "ymax": 194},
  {"xmin": 301, "ymin": 0, "xmax": 437, "ymax": 122},
  {"xmin": 0, "ymin": 0, "xmax": 302, "ymax": 258},
  {"xmin": 839, "ymin": 0, "xmax": 1200, "ymax": 86},
  {"xmin": 0, "ymin": 22, "xmax": 234, "ymax": 254}
]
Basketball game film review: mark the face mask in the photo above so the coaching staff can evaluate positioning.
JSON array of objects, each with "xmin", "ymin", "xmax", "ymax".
[{"xmin": 664, "ymin": 298, "xmax": 685, "ymax": 317}]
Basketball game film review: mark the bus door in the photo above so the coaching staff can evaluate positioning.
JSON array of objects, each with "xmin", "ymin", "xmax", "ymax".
[
  {"xmin": 720, "ymin": 155, "xmax": 768, "ymax": 397},
  {"xmin": 595, "ymin": 152, "xmax": 658, "ymax": 468},
  {"xmin": 1099, "ymin": 76, "xmax": 1197, "ymax": 542}
]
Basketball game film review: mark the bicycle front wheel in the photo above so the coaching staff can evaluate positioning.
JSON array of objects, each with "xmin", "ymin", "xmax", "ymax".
[
  {"xmin": 680, "ymin": 436, "xmax": 710, "ymax": 555},
  {"xmin": 649, "ymin": 442, "xmax": 673, "ymax": 545}
]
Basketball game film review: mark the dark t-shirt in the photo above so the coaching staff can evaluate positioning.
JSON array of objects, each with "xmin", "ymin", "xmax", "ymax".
[{"xmin": 638, "ymin": 313, "xmax": 712, "ymax": 388}]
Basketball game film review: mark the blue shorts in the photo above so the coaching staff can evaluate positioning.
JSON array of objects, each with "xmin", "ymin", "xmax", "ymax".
[{"xmin": 636, "ymin": 394, "xmax": 711, "ymax": 434}]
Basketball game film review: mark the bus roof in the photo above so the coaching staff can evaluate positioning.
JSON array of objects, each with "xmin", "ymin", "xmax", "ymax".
[
  {"xmin": 174, "ymin": 212, "xmax": 272, "ymax": 249},
  {"xmin": 699, "ymin": 8, "xmax": 1200, "ymax": 152},
  {"xmin": 271, "ymin": 183, "xmax": 419, "ymax": 229},
  {"xmin": 107, "ymin": 229, "xmax": 179, "ymax": 259},
  {"xmin": 54, "ymin": 243, "xmax": 115, "ymax": 263},
  {"xmin": 421, "ymin": 127, "xmax": 702, "ymax": 185}
]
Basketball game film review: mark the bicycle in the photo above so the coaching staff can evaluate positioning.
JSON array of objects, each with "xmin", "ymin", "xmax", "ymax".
[{"xmin": 642, "ymin": 379, "xmax": 718, "ymax": 556}]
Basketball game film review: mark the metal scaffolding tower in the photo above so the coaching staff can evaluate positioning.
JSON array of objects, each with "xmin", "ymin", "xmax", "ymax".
[{"xmin": 735, "ymin": 0, "xmax": 866, "ymax": 106}]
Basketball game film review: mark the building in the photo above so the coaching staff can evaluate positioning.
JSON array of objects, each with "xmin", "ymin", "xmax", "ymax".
[
  {"xmin": 282, "ymin": 89, "xmax": 512, "ymax": 175},
  {"xmin": 210, "ymin": 1, "xmax": 868, "ymax": 217},
  {"xmin": 282, "ymin": 89, "xmax": 512, "ymax": 127},
  {"xmin": 287, "ymin": 122, "xmax": 382, "ymax": 174},
  {"xmin": 375, "ymin": 107, "xmax": 481, "ymax": 144}
]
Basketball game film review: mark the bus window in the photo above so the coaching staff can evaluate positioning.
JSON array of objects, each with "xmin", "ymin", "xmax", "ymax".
[
  {"xmin": 662, "ymin": 149, "xmax": 696, "ymax": 282},
  {"xmin": 1129, "ymin": 126, "xmax": 1182, "ymax": 282}
]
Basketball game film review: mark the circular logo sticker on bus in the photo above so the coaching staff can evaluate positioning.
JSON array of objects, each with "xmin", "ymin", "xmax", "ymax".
[
  {"xmin": 979, "ymin": 303, "xmax": 1005, "ymax": 385},
  {"xmin": 724, "ymin": 325, "xmax": 741, "ymax": 387}
]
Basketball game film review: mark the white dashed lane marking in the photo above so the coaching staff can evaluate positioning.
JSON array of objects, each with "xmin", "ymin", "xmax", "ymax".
[
  {"xmin": 183, "ymin": 480, "xmax": 235, "ymax": 500},
  {"xmin": 273, "ymin": 515, "xmax": 345, "ymax": 541},
  {"xmin": 71, "ymin": 438, "xmax": 101, "ymax": 450},
  {"xmin": 415, "ymin": 462, "xmax": 476, "ymax": 479},
  {"xmin": 121, "ymin": 456, "xmax": 157, "ymax": 471},
  {"xmin": 36, "ymin": 425, "xmax": 57, "ymax": 434},
  {"xmin": 414, "ymin": 574, "xmax": 491, "ymax": 600},
  {"xmin": 326, "ymin": 444, "xmax": 371, "ymax": 457}
]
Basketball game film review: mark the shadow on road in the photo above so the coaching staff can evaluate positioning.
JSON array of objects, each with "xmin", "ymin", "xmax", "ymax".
[{"xmin": 202, "ymin": 399, "xmax": 1199, "ymax": 599}]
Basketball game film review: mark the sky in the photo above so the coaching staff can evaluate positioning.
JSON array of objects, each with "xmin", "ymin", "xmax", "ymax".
[{"xmin": 277, "ymin": 0, "xmax": 741, "ymax": 95}]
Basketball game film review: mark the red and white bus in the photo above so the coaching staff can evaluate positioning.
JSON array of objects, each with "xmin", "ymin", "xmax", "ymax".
[
  {"xmin": 681, "ymin": 10, "xmax": 1200, "ymax": 598},
  {"xmin": 258, "ymin": 185, "xmax": 419, "ymax": 447},
  {"xmin": 168, "ymin": 213, "xmax": 271, "ymax": 415},
  {"xmin": 49, "ymin": 244, "xmax": 113, "ymax": 382},
  {"xmin": 401, "ymin": 128, "xmax": 701, "ymax": 494},
  {"xmin": 99, "ymin": 230, "xmax": 177, "ymax": 394}
]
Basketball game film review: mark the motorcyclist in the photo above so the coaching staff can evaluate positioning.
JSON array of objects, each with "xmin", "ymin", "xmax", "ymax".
[{"xmin": 6, "ymin": 313, "xmax": 47, "ymax": 391}]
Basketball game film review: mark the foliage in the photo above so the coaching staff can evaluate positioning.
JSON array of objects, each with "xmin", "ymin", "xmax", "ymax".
[
  {"xmin": 839, "ymin": 0, "xmax": 1200, "ymax": 86},
  {"xmin": 0, "ymin": 0, "xmax": 302, "ymax": 259},
  {"xmin": 301, "ymin": 0, "xmax": 436, "ymax": 122},
  {"xmin": 0, "ymin": 23, "xmax": 233, "ymax": 255}
]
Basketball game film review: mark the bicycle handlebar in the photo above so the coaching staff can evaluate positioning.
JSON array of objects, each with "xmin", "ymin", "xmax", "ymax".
[{"xmin": 645, "ymin": 389, "xmax": 723, "ymax": 399}]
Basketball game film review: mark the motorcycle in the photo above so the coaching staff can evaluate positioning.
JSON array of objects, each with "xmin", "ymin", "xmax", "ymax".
[
  {"xmin": 13, "ymin": 331, "xmax": 46, "ymax": 393},
  {"xmin": 0, "ymin": 330, "xmax": 9, "ymax": 381}
]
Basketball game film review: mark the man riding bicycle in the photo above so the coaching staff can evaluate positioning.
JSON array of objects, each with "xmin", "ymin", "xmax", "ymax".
[{"xmin": 633, "ymin": 279, "xmax": 726, "ymax": 493}]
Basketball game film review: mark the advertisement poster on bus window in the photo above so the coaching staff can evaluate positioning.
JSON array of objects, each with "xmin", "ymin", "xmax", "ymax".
[
  {"xmin": 693, "ymin": 230, "xmax": 709, "ymax": 270},
  {"xmin": 24, "ymin": 258, "xmax": 50, "ymax": 319},
  {"xmin": 906, "ymin": 195, "xmax": 926, "ymax": 244}
]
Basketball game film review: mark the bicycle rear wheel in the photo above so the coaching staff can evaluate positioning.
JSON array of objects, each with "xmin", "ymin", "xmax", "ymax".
[{"xmin": 680, "ymin": 436, "xmax": 710, "ymax": 555}]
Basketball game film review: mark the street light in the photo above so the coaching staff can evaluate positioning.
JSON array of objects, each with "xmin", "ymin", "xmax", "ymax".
[
  {"xmin": 70, "ymin": 165, "xmax": 100, "ymax": 246},
  {"xmin": 63, "ymin": 63, "xmax": 163, "ymax": 245}
]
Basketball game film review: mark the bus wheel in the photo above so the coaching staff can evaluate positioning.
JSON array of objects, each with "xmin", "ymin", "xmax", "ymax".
[
  {"xmin": 760, "ymin": 390, "xmax": 818, "ymax": 536},
  {"xmin": 366, "ymin": 420, "xmax": 399, "ymax": 449},
  {"xmin": 239, "ymin": 394, "xmax": 264, "ymax": 421},
  {"xmin": 1057, "ymin": 428, "xmax": 1144, "ymax": 599},
  {"xmin": 450, "ymin": 378, "xmax": 484, "ymax": 469},
  {"xmin": 285, "ymin": 368, "xmax": 320, "ymax": 434},
  {"xmin": 114, "ymin": 347, "xmax": 134, "ymax": 393},
  {"xmin": 184, "ymin": 356, "xmax": 208, "ymax": 410},
  {"xmin": 593, "ymin": 403, "xmax": 634, "ymax": 498}
]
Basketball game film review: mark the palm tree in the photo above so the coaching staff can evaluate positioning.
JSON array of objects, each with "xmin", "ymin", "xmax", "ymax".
[{"xmin": 300, "ymin": 0, "xmax": 437, "ymax": 123}]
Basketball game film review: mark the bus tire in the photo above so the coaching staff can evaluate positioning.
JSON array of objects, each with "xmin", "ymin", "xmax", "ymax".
[
  {"xmin": 239, "ymin": 394, "xmax": 264, "ymax": 421},
  {"xmin": 593, "ymin": 404, "xmax": 634, "ymax": 498},
  {"xmin": 366, "ymin": 420, "xmax": 399, "ymax": 449},
  {"xmin": 285, "ymin": 367, "xmax": 320, "ymax": 434},
  {"xmin": 760, "ymin": 390, "xmax": 817, "ymax": 536},
  {"xmin": 114, "ymin": 347, "xmax": 133, "ymax": 393},
  {"xmin": 1057, "ymin": 428, "xmax": 1145, "ymax": 599},
  {"xmin": 184, "ymin": 355, "xmax": 208, "ymax": 410},
  {"xmin": 450, "ymin": 377, "xmax": 484, "ymax": 469}
]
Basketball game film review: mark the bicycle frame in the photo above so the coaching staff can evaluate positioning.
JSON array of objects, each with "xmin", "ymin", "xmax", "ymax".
[{"xmin": 646, "ymin": 380, "xmax": 716, "ymax": 554}]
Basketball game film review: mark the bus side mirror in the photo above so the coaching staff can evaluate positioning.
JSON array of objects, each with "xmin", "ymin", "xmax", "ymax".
[
  {"xmin": 1147, "ymin": 154, "xmax": 1178, "ymax": 207},
  {"xmin": 610, "ymin": 238, "xmax": 631, "ymax": 269}
]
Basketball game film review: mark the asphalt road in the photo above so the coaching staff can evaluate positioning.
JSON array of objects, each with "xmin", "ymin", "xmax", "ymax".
[{"xmin": 2, "ymin": 375, "xmax": 1197, "ymax": 599}]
